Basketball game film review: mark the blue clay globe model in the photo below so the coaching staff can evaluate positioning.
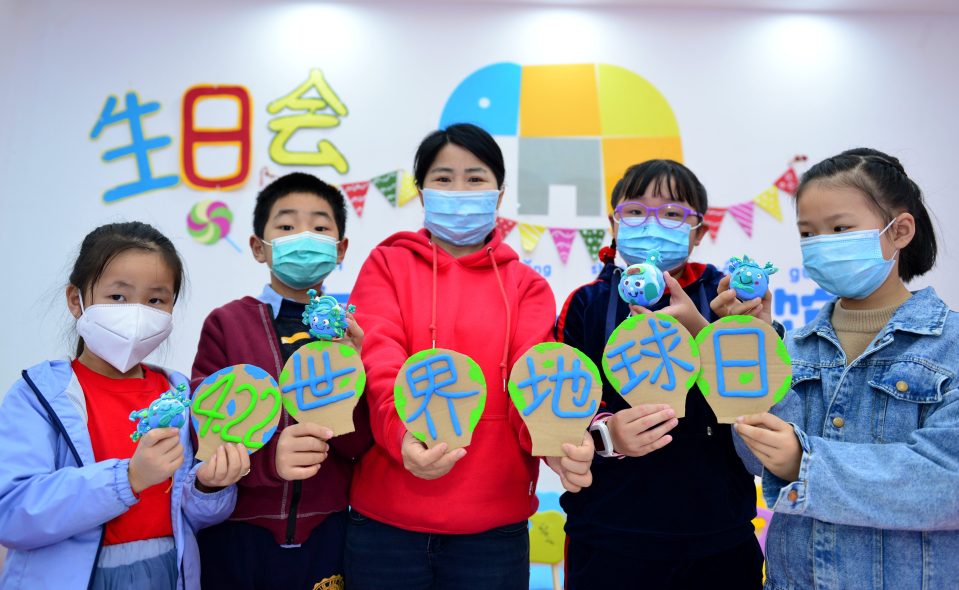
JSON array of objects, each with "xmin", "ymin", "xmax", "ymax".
[
  {"xmin": 727, "ymin": 255, "xmax": 778, "ymax": 301},
  {"xmin": 618, "ymin": 251, "xmax": 667, "ymax": 307}
]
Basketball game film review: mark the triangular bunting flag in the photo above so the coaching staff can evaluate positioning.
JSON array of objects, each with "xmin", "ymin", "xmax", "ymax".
[
  {"xmin": 518, "ymin": 223, "xmax": 547, "ymax": 253},
  {"xmin": 496, "ymin": 217, "xmax": 518, "ymax": 239},
  {"xmin": 371, "ymin": 170, "xmax": 399, "ymax": 206},
  {"xmin": 578, "ymin": 229, "xmax": 606, "ymax": 259},
  {"xmin": 398, "ymin": 171, "xmax": 418, "ymax": 207},
  {"xmin": 549, "ymin": 228, "xmax": 577, "ymax": 264},
  {"xmin": 704, "ymin": 207, "xmax": 727, "ymax": 241},
  {"xmin": 774, "ymin": 168, "xmax": 799, "ymax": 194},
  {"xmin": 728, "ymin": 201, "xmax": 755, "ymax": 238},
  {"xmin": 340, "ymin": 181, "xmax": 370, "ymax": 218},
  {"xmin": 259, "ymin": 166, "xmax": 277, "ymax": 187},
  {"xmin": 753, "ymin": 186, "xmax": 782, "ymax": 221}
]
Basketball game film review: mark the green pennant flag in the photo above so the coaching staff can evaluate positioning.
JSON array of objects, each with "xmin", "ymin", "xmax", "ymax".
[
  {"xmin": 372, "ymin": 170, "xmax": 399, "ymax": 206},
  {"xmin": 579, "ymin": 228, "xmax": 606, "ymax": 260}
]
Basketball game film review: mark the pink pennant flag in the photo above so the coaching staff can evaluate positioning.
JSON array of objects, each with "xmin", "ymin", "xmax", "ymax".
[
  {"xmin": 340, "ymin": 181, "xmax": 371, "ymax": 218},
  {"xmin": 774, "ymin": 168, "xmax": 799, "ymax": 195},
  {"xmin": 728, "ymin": 201, "xmax": 755, "ymax": 238},
  {"xmin": 496, "ymin": 217, "xmax": 518, "ymax": 239},
  {"xmin": 704, "ymin": 207, "xmax": 727, "ymax": 241},
  {"xmin": 549, "ymin": 227, "xmax": 577, "ymax": 264}
]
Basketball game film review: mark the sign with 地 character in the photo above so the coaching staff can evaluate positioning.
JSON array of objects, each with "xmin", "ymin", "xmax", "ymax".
[
  {"xmin": 279, "ymin": 341, "xmax": 366, "ymax": 435},
  {"xmin": 695, "ymin": 315, "xmax": 792, "ymax": 422},
  {"xmin": 191, "ymin": 365, "xmax": 282, "ymax": 461},
  {"xmin": 602, "ymin": 313, "xmax": 700, "ymax": 418},
  {"xmin": 508, "ymin": 342, "xmax": 601, "ymax": 456},
  {"xmin": 394, "ymin": 349, "xmax": 487, "ymax": 450}
]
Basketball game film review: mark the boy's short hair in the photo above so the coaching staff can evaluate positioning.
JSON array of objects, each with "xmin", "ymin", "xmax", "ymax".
[
  {"xmin": 610, "ymin": 160, "xmax": 708, "ymax": 215},
  {"xmin": 253, "ymin": 172, "xmax": 347, "ymax": 239}
]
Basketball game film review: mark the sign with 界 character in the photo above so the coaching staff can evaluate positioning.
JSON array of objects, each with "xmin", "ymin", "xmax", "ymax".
[
  {"xmin": 602, "ymin": 313, "xmax": 701, "ymax": 418},
  {"xmin": 508, "ymin": 343, "xmax": 601, "ymax": 456},
  {"xmin": 279, "ymin": 341, "xmax": 366, "ymax": 435},
  {"xmin": 191, "ymin": 365, "xmax": 283, "ymax": 461},
  {"xmin": 394, "ymin": 349, "xmax": 487, "ymax": 450},
  {"xmin": 695, "ymin": 315, "xmax": 792, "ymax": 422}
]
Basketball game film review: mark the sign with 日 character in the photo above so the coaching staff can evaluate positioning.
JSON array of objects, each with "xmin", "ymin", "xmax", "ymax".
[
  {"xmin": 394, "ymin": 348, "xmax": 487, "ymax": 450},
  {"xmin": 602, "ymin": 313, "xmax": 700, "ymax": 418},
  {"xmin": 279, "ymin": 341, "xmax": 366, "ymax": 435},
  {"xmin": 508, "ymin": 342, "xmax": 601, "ymax": 456},
  {"xmin": 191, "ymin": 364, "xmax": 282, "ymax": 461},
  {"xmin": 695, "ymin": 315, "xmax": 792, "ymax": 422}
]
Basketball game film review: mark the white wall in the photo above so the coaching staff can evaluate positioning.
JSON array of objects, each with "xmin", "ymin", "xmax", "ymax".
[{"xmin": 2, "ymin": 1, "xmax": 957, "ymax": 409}]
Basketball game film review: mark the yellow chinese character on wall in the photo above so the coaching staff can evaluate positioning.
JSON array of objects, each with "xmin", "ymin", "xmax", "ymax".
[{"xmin": 267, "ymin": 69, "xmax": 349, "ymax": 173}]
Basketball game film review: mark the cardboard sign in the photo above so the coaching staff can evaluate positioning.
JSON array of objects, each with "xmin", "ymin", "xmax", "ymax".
[
  {"xmin": 695, "ymin": 315, "xmax": 792, "ymax": 422},
  {"xmin": 191, "ymin": 365, "xmax": 282, "ymax": 461},
  {"xmin": 279, "ymin": 340, "xmax": 365, "ymax": 435},
  {"xmin": 394, "ymin": 348, "xmax": 487, "ymax": 450},
  {"xmin": 508, "ymin": 342, "xmax": 601, "ymax": 456},
  {"xmin": 602, "ymin": 313, "xmax": 700, "ymax": 417}
]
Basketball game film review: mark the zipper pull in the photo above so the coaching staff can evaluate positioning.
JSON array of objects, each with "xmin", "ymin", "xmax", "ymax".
[{"xmin": 706, "ymin": 426, "xmax": 713, "ymax": 436}]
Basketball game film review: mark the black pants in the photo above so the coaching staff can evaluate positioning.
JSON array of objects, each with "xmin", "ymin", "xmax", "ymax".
[
  {"xmin": 566, "ymin": 535, "xmax": 764, "ymax": 590},
  {"xmin": 198, "ymin": 512, "xmax": 347, "ymax": 590}
]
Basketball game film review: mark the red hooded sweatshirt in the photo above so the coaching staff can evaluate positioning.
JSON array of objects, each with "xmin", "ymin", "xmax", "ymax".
[{"xmin": 349, "ymin": 228, "xmax": 556, "ymax": 534}]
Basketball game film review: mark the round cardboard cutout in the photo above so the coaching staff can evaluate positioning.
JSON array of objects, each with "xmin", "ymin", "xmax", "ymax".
[
  {"xmin": 695, "ymin": 315, "xmax": 792, "ymax": 422},
  {"xmin": 279, "ymin": 340, "xmax": 365, "ymax": 435},
  {"xmin": 394, "ymin": 348, "xmax": 487, "ymax": 450},
  {"xmin": 508, "ymin": 342, "xmax": 601, "ymax": 456},
  {"xmin": 191, "ymin": 364, "xmax": 282, "ymax": 461},
  {"xmin": 602, "ymin": 313, "xmax": 700, "ymax": 417}
]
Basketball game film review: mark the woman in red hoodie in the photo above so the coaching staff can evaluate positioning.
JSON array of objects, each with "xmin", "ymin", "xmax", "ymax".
[{"xmin": 344, "ymin": 123, "xmax": 594, "ymax": 589}]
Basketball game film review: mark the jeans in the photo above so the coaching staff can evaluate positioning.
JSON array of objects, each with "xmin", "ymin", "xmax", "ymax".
[{"xmin": 344, "ymin": 510, "xmax": 530, "ymax": 590}]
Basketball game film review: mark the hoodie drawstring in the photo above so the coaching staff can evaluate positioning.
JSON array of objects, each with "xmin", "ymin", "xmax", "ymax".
[
  {"xmin": 487, "ymin": 247, "xmax": 512, "ymax": 392},
  {"xmin": 430, "ymin": 240, "xmax": 438, "ymax": 349}
]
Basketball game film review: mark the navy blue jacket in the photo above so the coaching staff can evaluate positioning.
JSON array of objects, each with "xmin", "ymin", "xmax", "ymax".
[{"xmin": 556, "ymin": 261, "xmax": 757, "ymax": 559}]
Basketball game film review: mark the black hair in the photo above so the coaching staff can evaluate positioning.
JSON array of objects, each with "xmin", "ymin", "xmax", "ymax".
[
  {"xmin": 413, "ymin": 123, "xmax": 505, "ymax": 189},
  {"xmin": 253, "ymin": 172, "xmax": 347, "ymax": 239},
  {"xmin": 610, "ymin": 159, "xmax": 709, "ymax": 215},
  {"xmin": 70, "ymin": 221, "xmax": 184, "ymax": 355},
  {"xmin": 796, "ymin": 148, "xmax": 937, "ymax": 282}
]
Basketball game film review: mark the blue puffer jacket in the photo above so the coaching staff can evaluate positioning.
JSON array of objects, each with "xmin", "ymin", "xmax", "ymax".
[{"xmin": 0, "ymin": 360, "xmax": 236, "ymax": 590}]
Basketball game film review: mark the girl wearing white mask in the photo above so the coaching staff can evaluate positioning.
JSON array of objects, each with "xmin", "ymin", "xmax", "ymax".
[
  {"xmin": 0, "ymin": 222, "xmax": 248, "ymax": 590},
  {"xmin": 735, "ymin": 149, "xmax": 959, "ymax": 590}
]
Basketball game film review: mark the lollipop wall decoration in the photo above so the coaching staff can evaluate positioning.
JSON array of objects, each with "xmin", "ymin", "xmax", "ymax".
[{"xmin": 187, "ymin": 199, "xmax": 241, "ymax": 252}]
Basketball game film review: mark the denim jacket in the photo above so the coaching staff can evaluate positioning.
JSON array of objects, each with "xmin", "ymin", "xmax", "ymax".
[{"xmin": 762, "ymin": 287, "xmax": 959, "ymax": 590}]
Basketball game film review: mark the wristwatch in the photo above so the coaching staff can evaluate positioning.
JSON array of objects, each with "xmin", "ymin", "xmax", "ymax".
[{"xmin": 589, "ymin": 416, "xmax": 620, "ymax": 458}]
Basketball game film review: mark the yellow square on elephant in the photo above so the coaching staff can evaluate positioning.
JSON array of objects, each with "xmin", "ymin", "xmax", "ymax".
[
  {"xmin": 519, "ymin": 64, "xmax": 602, "ymax": 137},
  {"xmin": 602, "ymin": 137, "xmax": 684, "ymax": 210}
]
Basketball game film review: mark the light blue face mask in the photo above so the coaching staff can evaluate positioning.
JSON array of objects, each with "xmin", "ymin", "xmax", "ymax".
[
  {"xmin": 423, "ymin": 189, "xmax": 500, "ymax": 247},
  {"xmin": 800, "ymin": 218, "xmax": 898, "ymax": 300},
  {"xmin": 616, "ymin": 222, "xmax": 691, "ymax": 270},
  {"xmin": 264, "ymin": 232, "xmax": 339, "ymax": 290}
]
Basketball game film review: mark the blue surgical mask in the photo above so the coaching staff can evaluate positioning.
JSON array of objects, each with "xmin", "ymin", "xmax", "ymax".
[
  {"xmin": 264, "ymin": 232, "xmax": 339, "ymax": 290},
  {"xmin": 616, "ymin": 222, "xmax": 691, "ymax": 270},
  {"xmin": 423, "ymin": 189, "xmax": 499, "ymax": 247},
  {"xmin": 801, "ymin": 218, "xmax": 898, "ymax": 300}
]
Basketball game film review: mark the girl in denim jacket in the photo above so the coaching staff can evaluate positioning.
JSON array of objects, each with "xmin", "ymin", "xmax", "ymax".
[{"xmin": 735, "ymin": 149, "xmax": 959, "ymax": 590}]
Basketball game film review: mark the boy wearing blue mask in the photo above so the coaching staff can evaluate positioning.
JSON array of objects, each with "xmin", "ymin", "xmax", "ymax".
[
  {"xmin": 557, "ymin": 160, "xmax": 770, "ymax": 589},
  {"xmin": 191, "ymin": 173, "xmax": 371, "ymax": 590}
]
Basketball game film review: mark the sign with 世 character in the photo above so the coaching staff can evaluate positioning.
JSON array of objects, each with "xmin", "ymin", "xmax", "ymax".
[
  {"xmin": 508, "ymin": 342, "xmax": 601, "ymax": 456},
  {"xmin": 279, "ymin": 341, "xmax": 366, "ymax": 435},
  {"xmin": 191, "ymin": 365, "xmax": 282, "ymax": 461},
  {"xmin": 394, "ymin": 349, "xmax": 487, "ymax": 450},
  {"xmin": 602, "ymin": 313, "xmax": 700, "ymax": 418},
  {"xmin": 695, "ymin": 315, "xmax": 792, "ymax": 422}
]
